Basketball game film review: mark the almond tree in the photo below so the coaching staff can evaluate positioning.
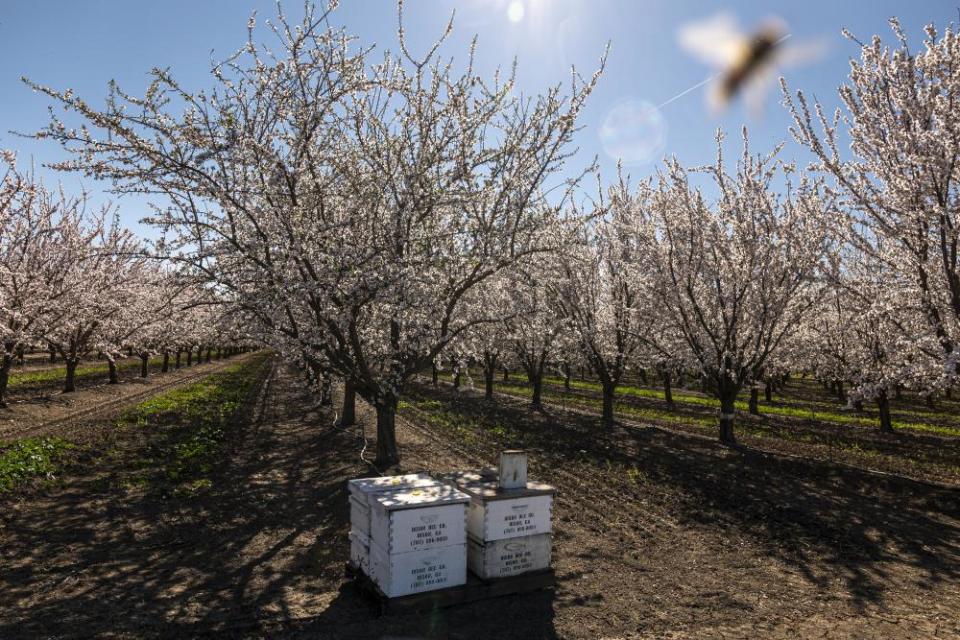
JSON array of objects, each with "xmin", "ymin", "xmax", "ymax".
[
  {"xmin": 630, "ymin": 130, "xmax": 834, "ymax": 444},
  {"xmin": 94, "ymin": 262, "xmax": 171, "ymax": 383},
  {"xmin": 783, "ymin": 18, "xmax": 960, "ymax": 384},
  {"xmin": 44, "ymin": 208, "xmax": 143, "ymax": 392},
  {"xmin": 0, "ymin": 154, "xmax": 72, "ymax": 405},
  {"xmin": 505, "ymin": 260, "xmax": 574, "ymax": 410},
  {"xmin": 28, "ymin": 2, "xmax": 604, "ymax": 466},
  {"xmin": 460, "ymin": 275, "xmax": 515, "ymax": 400},
  {"xmin": 552, "ymin": 197, "xmax": 644, "ymax": 428},
  {"xmin": 836, "ymin": 245, "xmax": 946, "ymax": 430}
]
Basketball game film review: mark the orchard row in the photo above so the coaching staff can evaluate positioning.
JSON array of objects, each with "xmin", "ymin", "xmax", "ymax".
[
  {"xmin": 0, "ymin": 158, "xmax": 250, "ymax": 405},
  {"xmin": 16, "ymin": 4, "xmax": 960, "ymax": 464}
]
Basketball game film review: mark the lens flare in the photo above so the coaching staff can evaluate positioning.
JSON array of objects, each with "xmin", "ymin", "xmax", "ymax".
[
  {"xmin": 599, "ymin": 99, "xmax": 668, "ymax": 166},
  {"xmin": 507, "ymin": 1, "xmax": 525, "ymax": 23}
]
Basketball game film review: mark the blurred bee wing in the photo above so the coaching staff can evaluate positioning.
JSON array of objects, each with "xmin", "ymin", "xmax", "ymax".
[
  {"xmin": 775, "ymin": 36, "xmax": 830, "ymax": 68},
  {"xmin": 677, "ymin": 12, "xmax": 746, "ymax": 68},
  {"xmin": 742, "ymin": 64, "xmax": 778, "ymax": 118}
]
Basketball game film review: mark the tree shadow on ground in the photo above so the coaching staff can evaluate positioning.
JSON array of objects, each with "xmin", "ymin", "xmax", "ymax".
[
  {"xmin": 0, "ymin": 364, "xmax": 558, "ymax": 640},
  {"xmin": 415, "ymin": 383, "xmax": 960, "ymax": 613}
]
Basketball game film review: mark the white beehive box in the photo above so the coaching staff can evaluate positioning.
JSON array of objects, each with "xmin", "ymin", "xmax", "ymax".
[
  {"xmin": 349, "ymin": 530, "xmax": 370, "ymax": 572},
  {"xmin": 458, "ymin": 480, "xmax": 555, "ymax": 542},
  {"xmin": 498, "ymin": 450, "xmax": 528, "ymax": 489},
  {"xmin": 348, "ymin": 473, "xmax": 439, "ymax": 537},
  {"xmin": 368, "ymin": 541, "xmax": 468, "ymax": 598},
  {"xmin": 369, "ymin": 485, "xmax": 470, "ymax": 554},
  {"xmin": 467, "ymin": 533, "xmax": 552, "ymax": 579}
]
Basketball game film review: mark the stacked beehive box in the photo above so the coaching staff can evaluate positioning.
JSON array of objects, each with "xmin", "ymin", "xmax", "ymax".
[
  {"xmin": 454, "ymin": 451, "xmax": 556, "ymax": 580},
  {"xmin": 348, "ymin": 474, "xmax": 470, "ymax": 597}
]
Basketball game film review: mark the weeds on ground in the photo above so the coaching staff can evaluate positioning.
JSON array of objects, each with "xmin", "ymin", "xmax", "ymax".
[
  {"xmin": 112, "ymin": 356, "xmax": 267, "ymax": 496},
  {"xmin": 0, "ymin": 437, "xmax": 76, "ymax": 493}
]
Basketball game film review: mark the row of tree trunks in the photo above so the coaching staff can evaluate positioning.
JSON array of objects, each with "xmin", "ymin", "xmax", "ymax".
[{"xmin": 363, "ymin": 354, "xmax": 928, "ymax": 468}]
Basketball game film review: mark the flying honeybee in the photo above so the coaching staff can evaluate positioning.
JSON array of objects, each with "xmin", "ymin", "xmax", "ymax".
[{"xmin": 676, "ymin": 13, "xmax": 825, "ymax": 113}]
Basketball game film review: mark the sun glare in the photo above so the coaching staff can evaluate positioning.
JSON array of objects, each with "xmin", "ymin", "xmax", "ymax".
[{"xmin": 507, "ymin": 1, "xmax": 525, "ymax": 23}]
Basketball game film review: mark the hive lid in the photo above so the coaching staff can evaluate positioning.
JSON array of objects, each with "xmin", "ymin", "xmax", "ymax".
[
  {"xmin": 347, "ymin": 473, "xmax": 438, "ymax": 496},
  {"xmin": 442, "ymin": 468, "xmax": 498, "ymax": 485},
  {"xmin": 372, "ymin": 484, "xmax": 471, "ymax": 511},
  {"xmin": 457, "ymin": 479, "xmax": 556, "ymax": 500}
]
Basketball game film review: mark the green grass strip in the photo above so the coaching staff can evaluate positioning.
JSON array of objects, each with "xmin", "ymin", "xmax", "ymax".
[
  {"xmin": 117, "ymin": 355, "xmax": 267, "ymax": 492},
  {"xmin": 0, "ymin": 437, "xmax": 76, "ymax": 493},
  {"xmin": 498, "ymin": 372, "xmax": 960, "ymax": 437},
  {"xmin": 9, "ymin": 357, "xmax": 165, "ymax": 388}
]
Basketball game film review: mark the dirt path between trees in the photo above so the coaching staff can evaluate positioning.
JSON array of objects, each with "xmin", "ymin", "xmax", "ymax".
[
  {"xmin": 3, "ymin": 363, "xmax": 959, "ymax": 639},
  {"xmin": 0, "ymin": 356, "xmax": 252, "ymax": 443}
]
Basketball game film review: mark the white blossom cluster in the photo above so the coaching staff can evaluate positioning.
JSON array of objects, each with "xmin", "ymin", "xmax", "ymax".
[
  {"xmin": 23, "ymin": 5, "xmax": 959, "ymax": 453},
  {"xmin": 0, "ymin": 154, "xmax": 246, "ymax": 404}
]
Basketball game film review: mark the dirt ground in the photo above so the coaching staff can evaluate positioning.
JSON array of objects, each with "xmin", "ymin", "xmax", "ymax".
[
  {"xmin": 2, "ymin": 360, "xmax": 959, "ymax": 639},
  {"xmin": 0, "ymin": 357, "xmax": 246, "ymax": 443}
]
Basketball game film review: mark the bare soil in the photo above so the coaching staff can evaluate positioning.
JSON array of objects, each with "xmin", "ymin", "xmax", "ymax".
[
  {"xmin": 0, "ymin": 357, "xmax": 245, "ymax": 444},
  {"xmin": 2, "ymin": 361, "xmax": 958, "ymax": 639}
]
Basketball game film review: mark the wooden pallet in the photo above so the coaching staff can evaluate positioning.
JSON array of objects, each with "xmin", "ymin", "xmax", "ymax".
[{"xmin": 345, "ymin": 563, "xmax": 556, "ymax": 615}]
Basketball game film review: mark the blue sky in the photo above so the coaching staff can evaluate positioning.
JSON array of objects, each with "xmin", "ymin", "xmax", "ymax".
[{"xmin": 1, "ymin": 1, "xmax": 955, "ymax": 236}]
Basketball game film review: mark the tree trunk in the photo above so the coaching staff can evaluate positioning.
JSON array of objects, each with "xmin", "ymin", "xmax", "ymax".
[
  {"xmin": 749, "ymin": 387, "xmax": 760, "ymax": 415},
  {"xmin": 663, "ymin": 369, "xmax": 674, "ymax": 408},
  {"xmin": 764, "ymin": 380, "xmax": 773, "ymax": 403},
  {"xmin": 894, "ymin": 385, "xmax": 902, "ymax": 401},
  {"xmin": 216, "ymin": 348, "xmax": 222, "ymax": 360},
  {"xmin": 340, "ymin": 379, "xmax": 356, "ymax": 427},
  {"xmin": 320, "ymin": 373, "xmax": 333, "ymax": 407},
  {"xmin": 453, "ymin": 370, "xmax": 461, "ymax": 390},
  {"xmin": 161, "ymin": 351, "xmax": 170, "ymax": 373},
  {"xmin": 187, "ymin": 349, "xmax": 193, "ymax": 367},
  {"xmin": 718, "ymin": 383, "xmax": 737, "ymax": 445},
  {"xmin": 107, "ymin": 358, "xmax": 119, "ymax": 384},
  {"xmin": 0, "ymin": 354, "xmax": 12, "ymax": 408},
  {"xmin": 877, "ymin": 390, "xmax": 894, "ymax": 433},
  {"xmin": 175, "ymin": 350, "xmax": 181, "ymax": 369},
  {"xmin": 374, "ymin": 395, "xmax": 400, "ymax": 467},
  {"xmin": 638, "ymin": 368, "xmax": 648, "ymax": 385},
  {"xmin": 484, "ymin": 367, "xmax": 495, "ymax": 400},
  {"xmin": 530, "ymin": 373, "xmax": 543, "ymax": 410},
  {"xmin": 503, "ymin": 367, "xmax": 510, "ymax": 382},
  {"xmin": 49, "ymin": 345, "xmax": 56, "ymax": 363},
  {"xmin": 64, "ymin": 359, "xmax": 79, "ymax": 393},
  {"xmin": 140, "ymin": 354, "xmax": 149, "ymax": 378},
  {"xmin": 836, "ymin": 380, "xmax": 845, "ymax": 403},
  {"xmin": 601, "ymin": 379, "xmax": 616, "ymax": 428},
  {"xmin": 853, "ymin": 399, "xmax": 864, "ymax": 411},
  {"xmin": 926, "ymin": 394, "xmax": 935, "ymax": 408},
  {"xmin": 206, "ymin": 348, "xmax": 212, "ymax": 363},
  {"xmin": 431, "ymin": 363, "xmax": 438, "ymax": 386},
  {"xmin": 563, "ymin": 363, "xmax": 571, "ymax": 391}
]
